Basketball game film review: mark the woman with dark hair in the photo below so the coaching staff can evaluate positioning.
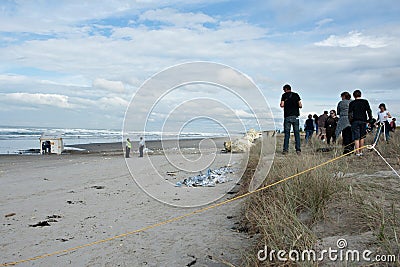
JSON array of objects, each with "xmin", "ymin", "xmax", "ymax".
[
  {"xmin": 374, "ymin": 103, "xmax": 392, "ymax": 143},
  {"xmin": 336, "ymin": 92, "xmax": 353, "ymax": 154},
  {"xmin": 325, "ymin": 110, "xmax": 338, "ymax": 144}
]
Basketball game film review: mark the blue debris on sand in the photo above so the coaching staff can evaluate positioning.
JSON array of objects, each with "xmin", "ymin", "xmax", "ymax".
[{"xmin": 175, "ymin": 167, "xmax": 236, "ymax": 187}]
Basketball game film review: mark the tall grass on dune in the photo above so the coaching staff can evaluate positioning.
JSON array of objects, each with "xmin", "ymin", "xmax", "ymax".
[
  {"xmin": 240, "ymin": 136, "xmax": 347, "ymax": 266},
  {"xmin": 240, "ymin": 131, "xmax": 400, "ymax": 266}
]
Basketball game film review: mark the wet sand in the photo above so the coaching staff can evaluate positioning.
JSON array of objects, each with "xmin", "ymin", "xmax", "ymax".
[
  {"xmin": 67, "ymin": 137, "xmax": 231, "ymax": 155},
  {"xmin": 0, "ymin": 138, "xmax": 252, "ymax": 266}
]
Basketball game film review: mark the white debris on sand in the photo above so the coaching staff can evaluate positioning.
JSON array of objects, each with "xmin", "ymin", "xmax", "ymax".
[
  {"xmin": 175, "ymin": 167, "xmax": 236, "ymax": 187},
  {"xmin": 225, "ymin": 129, "xmax": 262, "ymax": 153}
]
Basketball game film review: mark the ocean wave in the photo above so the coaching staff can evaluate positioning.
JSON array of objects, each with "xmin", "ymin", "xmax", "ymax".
[{"xmin": 0, "ymin": 126, "xmax": 229, "ymax": 154}]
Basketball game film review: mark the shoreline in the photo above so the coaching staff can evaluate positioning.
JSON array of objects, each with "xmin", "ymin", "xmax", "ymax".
[{"xmin": 3, "ymin": 136, "xmax": 233, "ymax": 156}]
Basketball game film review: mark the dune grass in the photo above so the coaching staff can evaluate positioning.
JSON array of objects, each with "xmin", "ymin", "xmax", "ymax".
[{"xmin": 240, "ymin": 131, "xmax": 400, "ymax": 266}]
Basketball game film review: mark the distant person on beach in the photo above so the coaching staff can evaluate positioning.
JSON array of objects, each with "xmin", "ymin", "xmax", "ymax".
[
  {"xmin": 41, "ymin": 141, "xmax": 46, "ymax": 155},
  {"xmin": 335, "ymin": 91, "xmax": 353, "ymax": 154},
  {"xmin": 280, "ymin": 84, "xmax": 302, "ymax": 154},
  {"xmin": 304, "ymin": 114, "xmax": 314, "ymax": 144},
  {"xmin": 325, "ymin": 110, "xmax": 338, "ymax": 145},
  {"xmin": 139, "ymin": 137, "xmax": 145, "ymax": 157},
  {"xmin": 125, "ymin": 138, "xmax": 131, "ymax": 158},
  {"xmin": 390, "ymin": 118, "xmax": 396, "ymax": 132},
  {"xmin": 42, "ymin": 140, "xmax": 51, "ymax": 154},
  {"xmin": 313, "ymin": 114, "xmax": 319, "ymax": 134},
  {"xmin": 47, "ymin": 141, "xmax": 51, "ymax": 154},
  {"xmin": 374, "ymin": 103, "xmax": 392, "ymax": 143},
  {"xmin": 348, "ymin": 89, "xmax": 372, "ymax": 156},
  {"xmin": 318, "ymin": 111, "xmax": 328, "ymax": 141}
]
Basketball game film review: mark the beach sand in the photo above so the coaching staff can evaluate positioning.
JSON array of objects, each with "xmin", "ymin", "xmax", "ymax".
[
  {"xmin": 67, "ymin": 137, "xmax": 231, "ymax": 155},
  {"xmin": 0, "ymin": 138, "xmax": 253, "ymax": 266}
]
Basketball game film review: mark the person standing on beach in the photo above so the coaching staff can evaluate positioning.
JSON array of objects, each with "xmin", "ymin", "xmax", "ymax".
[
  {"xmin": 280, "ymin": 84, "xmax": 302, "ymax": 155},
  {"xmin": 125, "ymin": 138, "xmax": 131, "ymax": 158},
  {"xmin": 139, "ymin": 137, "xmax": 145, "ymax": 157},
  {"xmin": 348, "ymin": 89, "xmax": 372, "ymax": 156},
  {"xmin": 390, "ymin": 118, "xmax": 396, "ymax": 132},
  {"xmin": 304, "ymin": 114, "xmax": 314, "ymax": 144},
  {"xmin": 374, "ymin": 103, "xmax": 392, "ymax": 143},
  {"xmin": 318, "ymin": 111, "xmax": 328, "ymax": 141},
  {"xmin": 325, "ymin": 110, "xmax": 338, "ymax": 145},
  {"xmin": 335, "ymin": 92, "xmax": 353, "ymax": 154},
  {"xmin": 313, "ymin": 114, "xmax": 319, "ymax": 135}
]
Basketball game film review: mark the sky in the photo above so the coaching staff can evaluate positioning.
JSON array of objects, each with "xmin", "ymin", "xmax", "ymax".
[{"xmin": 0, "ymin": 0, "xmax": 399, "ymax": 132}]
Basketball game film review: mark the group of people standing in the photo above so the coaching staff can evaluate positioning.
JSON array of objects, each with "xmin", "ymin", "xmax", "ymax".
[
  {"xmin": 305, "ymin": 110, "xmax": 339, "ymax": 145},
  {"xmin": 125, "ymin": 137, "xmax": 145, "ymax": 158},
  {"xmin": 281, "ymin": 84, "xmax": 396, "ymax": 156}
]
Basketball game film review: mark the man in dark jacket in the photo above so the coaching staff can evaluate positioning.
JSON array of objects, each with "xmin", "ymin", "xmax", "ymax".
[
  {"xmin": 280, "ymin": 84, "xmax": 302, "ymax": 154},
  {"xmin": 304, "ymin": 114, "xmax": 314, "ymax": 144},
  {"xmin": 348, "ymin": 89, "xmax": 372, "ymax": 156}
]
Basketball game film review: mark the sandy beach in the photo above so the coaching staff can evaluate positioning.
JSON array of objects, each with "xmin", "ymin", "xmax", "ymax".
[
  {"xmin": 0, "ymin": 138, "xmax": 253, "ymax": 266},
  {"xmin": 67, "ymin": 137, "xmax": 231, "ymax": 155}
]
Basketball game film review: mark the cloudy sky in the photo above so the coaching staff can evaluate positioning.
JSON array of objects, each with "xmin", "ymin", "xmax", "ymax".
[{"xmin": 0, "ymin": 0, "xmax": 399, "ymax": 131}]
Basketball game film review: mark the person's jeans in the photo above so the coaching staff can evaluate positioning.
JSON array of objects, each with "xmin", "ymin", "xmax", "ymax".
[
  {"xmin": 305, "ymin": 130, "xmax": 313, "ymax": 143},
  {"xmin": 374, "ymin": 122, "xmax": 390, "ymax": 143},
  {"xmin": 283, "ymin": 116, "xmax": 301, "ymax": 152},
  {"xmin": 139, "ymin": 145, "xmax": 144, "ymax": 157}
]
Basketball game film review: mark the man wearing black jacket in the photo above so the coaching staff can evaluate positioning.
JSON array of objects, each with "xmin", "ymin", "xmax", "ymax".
[{"xmin": 348, "ymin": 89, "xmax": 372, "ymax": 156}]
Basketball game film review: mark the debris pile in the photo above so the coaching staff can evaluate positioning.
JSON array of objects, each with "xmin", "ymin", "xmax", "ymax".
[
  {"xmin": 175, "ymin": 167, "xmax": 236, "ymax": 187},
  {"xmin": 224, "ymin": 129, "xmax": 262, "ymax": 153}
]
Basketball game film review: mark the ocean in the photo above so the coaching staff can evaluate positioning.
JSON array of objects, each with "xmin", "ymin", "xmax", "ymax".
[{"xmin": 0, "ymin": 126, "xmax": 228, "ymax": 154}]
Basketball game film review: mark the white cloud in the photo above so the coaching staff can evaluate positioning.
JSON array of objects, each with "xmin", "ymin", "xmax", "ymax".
[
  {"xmin": 234, "ymin": 109, "xmax": 254, "ymax": 118},
  {"xmin": 3, "ymin": 93, "xmax": 73, "ymax": 108},
  {"xmin": 0, "ymin": 74, "xmax": 28, "ymax": 83},
  {"xmin": 93, "ymin": 78, "xmax": 125, "ymax": 93},
  {"xmin": 315, "ymin": 18, "xmax": 333, "ymax": 28},
  {"xmin": 98, "ymin": 96, "xmax": 129, "ymax": 110},
  {"xmin": 139, "ymin": 8, "xmax": 216, "ymax": 28},
  {"xmin": 315, "ymin": 31, "xmax": 389, "ymax": 48},
  {"xmin": 0, "ymin": 1, "xmax": 136, "ymax": 33},
  {"xmin": 216, "ymin": 20, "xmax": 268, "ymax": 41},
  {"xmin": 216, "ymin": 67, "xmax": 255, "ymax": 89},
  {"xmin": 70, "ymin": 95, "xmax": 129, "ymax": 111}
]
